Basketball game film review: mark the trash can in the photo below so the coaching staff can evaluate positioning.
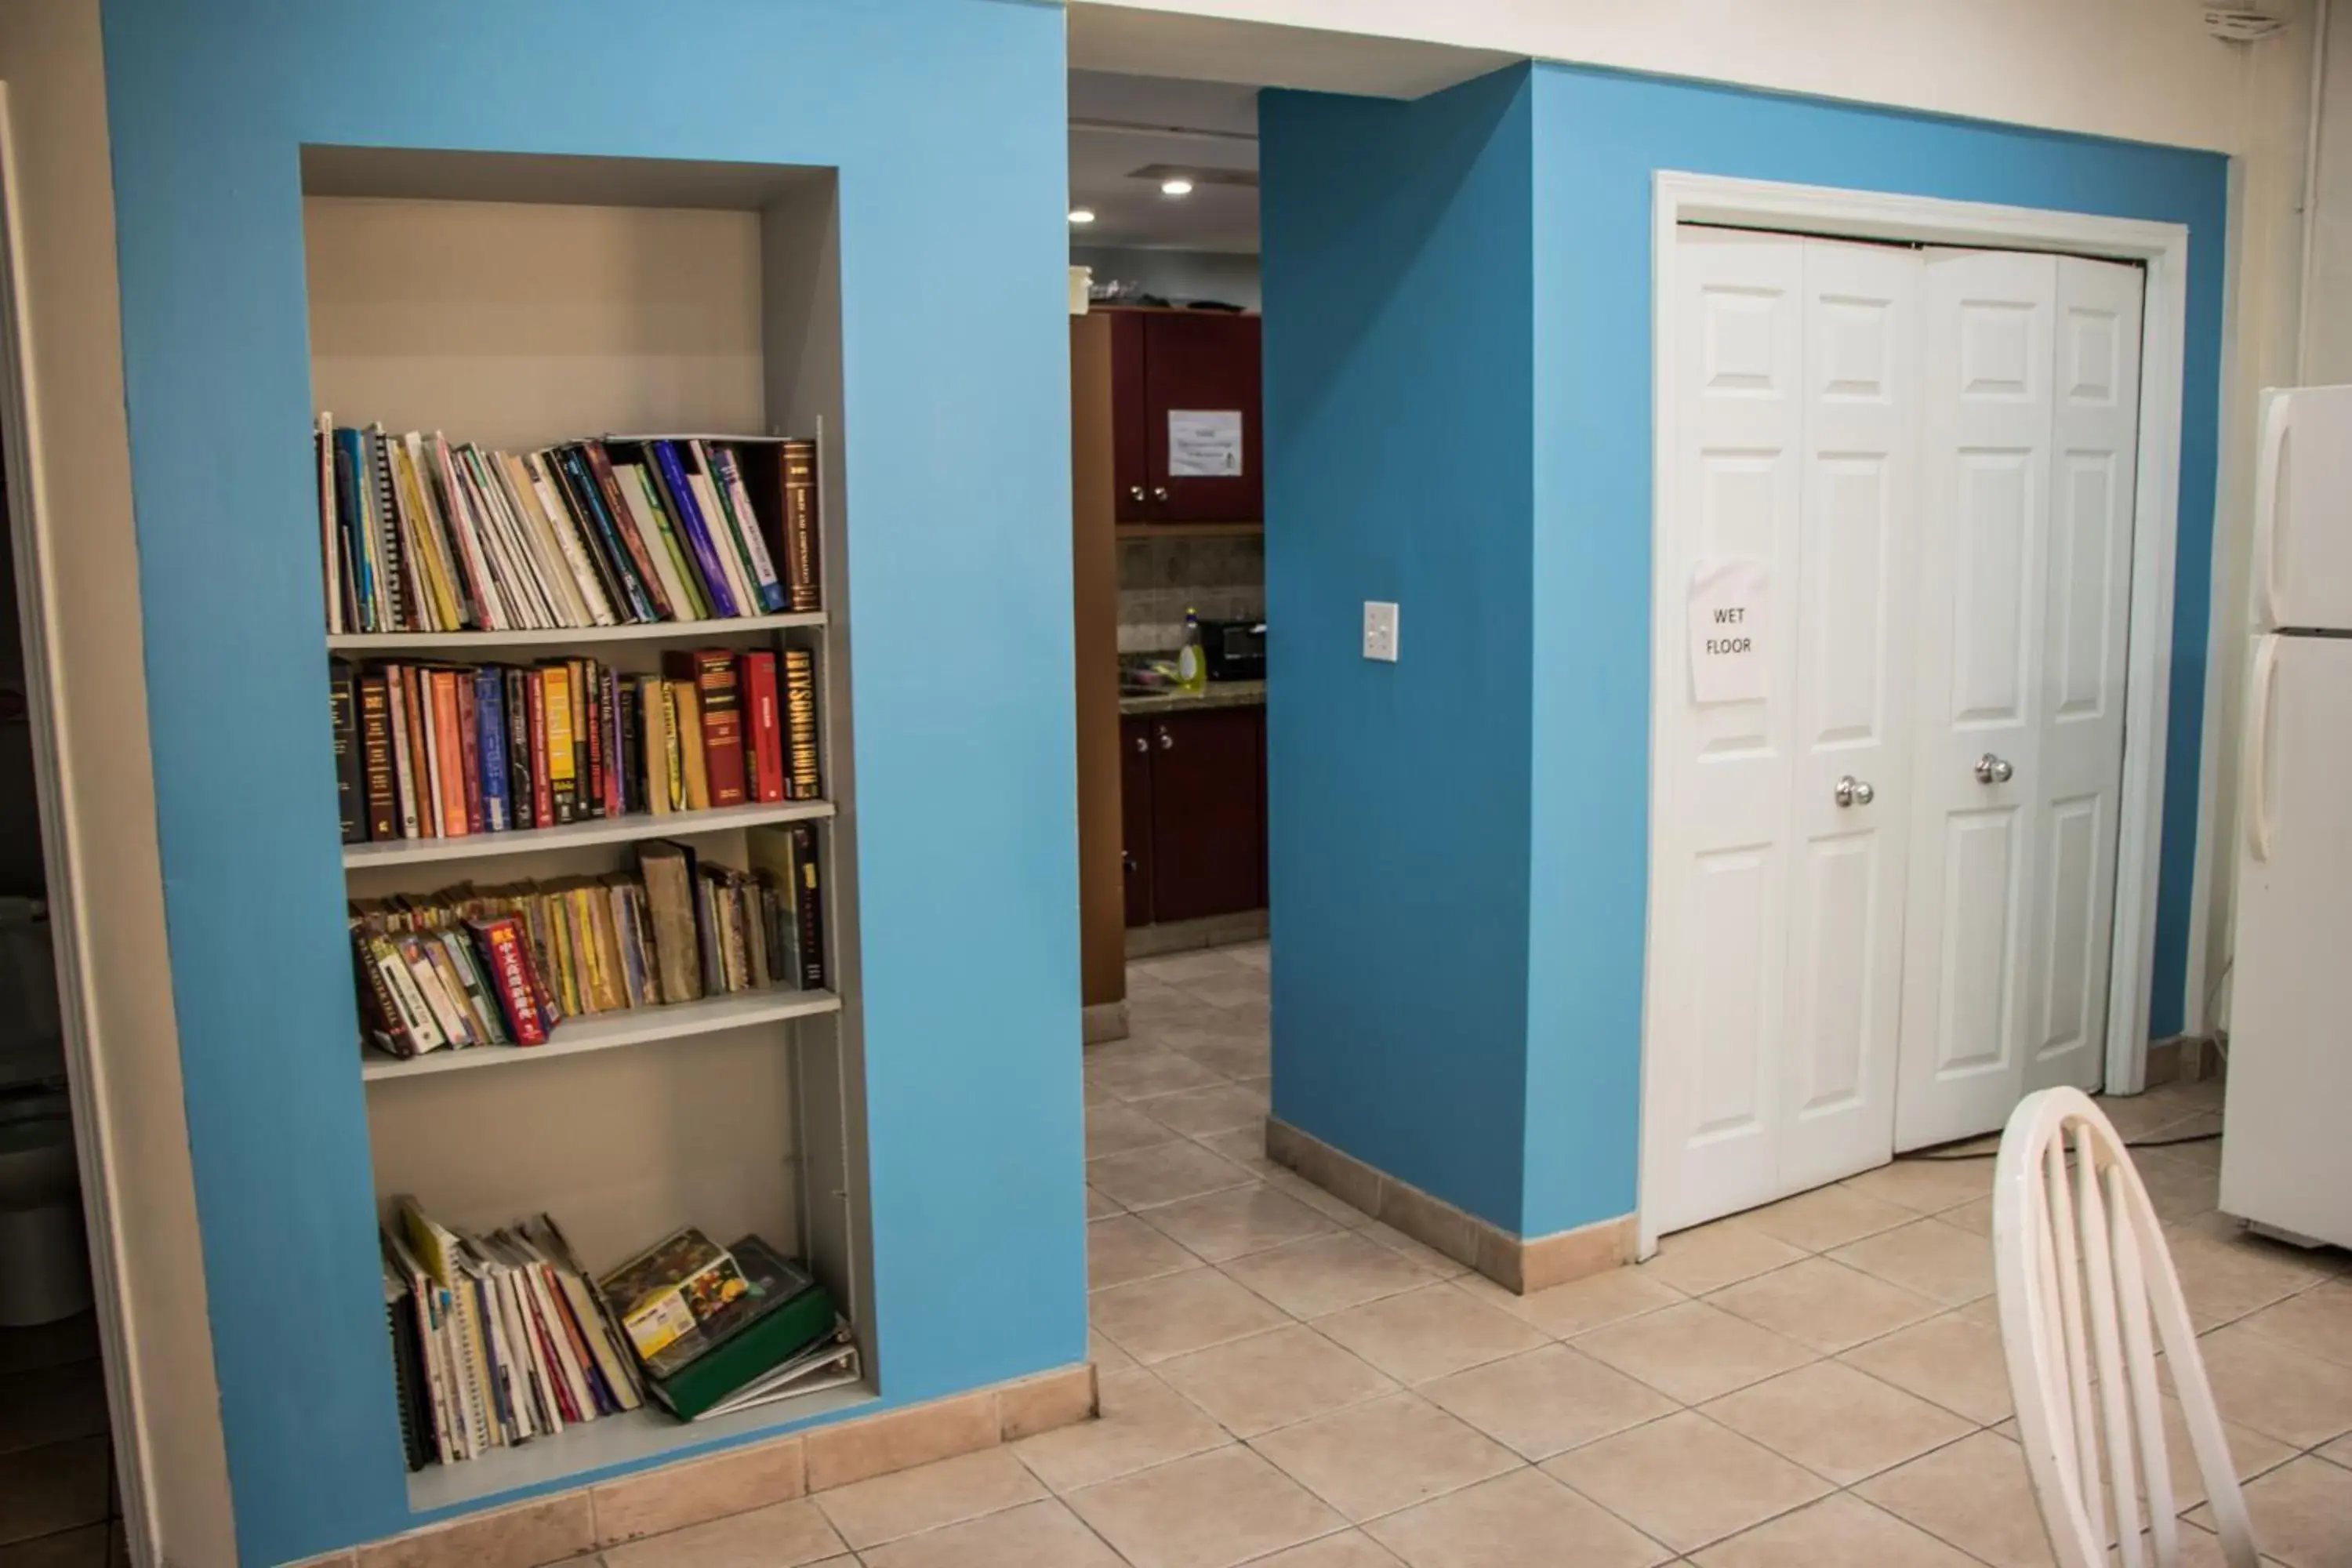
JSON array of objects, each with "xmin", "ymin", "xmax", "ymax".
[{"xmin": 0, "ymin": 1090, "xmax": 89, "ymax": 1326}]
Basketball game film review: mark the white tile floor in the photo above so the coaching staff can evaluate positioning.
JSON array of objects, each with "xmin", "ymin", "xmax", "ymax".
[{"xmin": 7, "ymin": 940, "xmax": 2348, "ymax": 1568}]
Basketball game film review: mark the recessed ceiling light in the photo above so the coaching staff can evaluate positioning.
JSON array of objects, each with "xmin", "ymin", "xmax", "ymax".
[
  {"xmin": 1160, "ymin": 178, "xmax": 1194, "ymax": 198},
  {"xmin": 1068, "ymin": 208, "xmax": 1096, "ymax": 225}
]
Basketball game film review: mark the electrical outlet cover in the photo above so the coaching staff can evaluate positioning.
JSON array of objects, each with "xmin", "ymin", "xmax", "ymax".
[{"xmin": 1363, "ymin": 601, "xmax": 1399, "ymax": 662}]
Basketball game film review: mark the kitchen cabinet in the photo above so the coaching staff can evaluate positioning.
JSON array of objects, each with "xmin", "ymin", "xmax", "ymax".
[
  {"xmin": 1109, "ymin": 310, "xmax": 1262, "ymax": 524},
  {"xmin": 1123, "ymin": 706, "xmax": 1266, "ymax": 927}
]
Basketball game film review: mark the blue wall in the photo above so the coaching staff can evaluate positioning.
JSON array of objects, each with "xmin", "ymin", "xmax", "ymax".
[
  {"xmin": 1261, "ymin": 71, "xmax": 1537, "ymax": 1232},
  {"xmin": 1264, "ymin": 62, "xmax": 2227, "ymax": 1240},
  {"xmin": 97, "ymin": 2, "xmax": 1082, "ymax": 1562}
]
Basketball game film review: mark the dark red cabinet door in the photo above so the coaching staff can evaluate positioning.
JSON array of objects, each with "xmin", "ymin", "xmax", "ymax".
[
  {"xmin": 1109, "ymin": 314, "xmax": 1153, "ymax": 523},
  {"xmin": 1143, "ymin": 313, "xmax": 1262, "ymax": 523},
  {"xmin": 1146, "ymin": 707, "xmax": 1265, "ymax": 923},
  {"xmin": 1120, "ymin": 717, "xmax": 1156, "ymax": 927}
]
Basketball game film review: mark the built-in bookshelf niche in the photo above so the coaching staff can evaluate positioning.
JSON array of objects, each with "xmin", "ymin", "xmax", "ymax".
[{"xmin": 300, "ymin": 145, "xmax": 875, "ymax": 1512}]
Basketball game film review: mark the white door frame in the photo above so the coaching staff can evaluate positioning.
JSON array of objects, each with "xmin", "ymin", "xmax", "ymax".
[{"xmin": 1639, "ymin": 171, "xmax": 2191, "ymax": 1257}]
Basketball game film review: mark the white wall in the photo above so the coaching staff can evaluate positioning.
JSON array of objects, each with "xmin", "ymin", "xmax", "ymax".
[
  {"xmin": 0, "ymin": 1, "xmax": 237, "ymax": 1562},
  {"xmin": 1072, "ymin": 244, "xmax": 1261, "ymax": 308}
]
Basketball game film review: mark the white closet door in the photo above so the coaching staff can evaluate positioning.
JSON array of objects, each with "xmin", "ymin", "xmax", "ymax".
[
  {"xmin": 1779, "ymin": 238, "xmax": 1920, "ymax": 1192},
  {"xmin": 1651, "ymin": 230, "xmax": 1918, "ymax": 1232},
  {"xmin": 2022, "ymin": 256, "xmax": 2143, "ymax": 1098},
  {"xmin": 1650, "ymin": 227, "xmax": 1805, "ymax": 1233}
]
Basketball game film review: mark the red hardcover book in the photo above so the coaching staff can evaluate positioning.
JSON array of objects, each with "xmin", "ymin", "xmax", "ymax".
[
  {"xmin": 455, "ymin": 670, "xmax": 484, "ymax": 836},
  {"xmin": 430, "ymin": 671, "xmax": 470, "ymax": 837},
  {"xmin": 664, "ymin": 649, "xmax": 746, "ymax": 808},
  {"xmin": 742, "ymin": 651, "xmax": 783, "ymax": 804},
  {"xmin": 524, "ymin": 670, "xmax": 552, "ymax": 829},
  {"xmin": 466, "ymin": 916, "xmax": 550, "ymax": 1045}
]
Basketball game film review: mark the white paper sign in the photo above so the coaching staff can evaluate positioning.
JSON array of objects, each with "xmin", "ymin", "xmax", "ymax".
[
  {"xmin": 1168, "ymin": 410, "xmax": 1244, "ymax": 477},
  {"xmin": 1687, "ymin": 556, "xmax": 1769, "ymax": 704}
]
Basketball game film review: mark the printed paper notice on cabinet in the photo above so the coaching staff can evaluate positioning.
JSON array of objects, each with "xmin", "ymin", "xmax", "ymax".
[
  {"xmin": 1168, "ymin": 410, "xmax": 1244, "ymax": 477},
  {"xmin": 1687, "ymin": 556, "xmax": 1769, "ymax": 705}
]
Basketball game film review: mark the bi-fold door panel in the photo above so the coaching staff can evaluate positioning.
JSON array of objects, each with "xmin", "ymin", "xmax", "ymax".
[{"xmin": 1650, "ymin": 228, "xmax": 1918, "ymax": 1234}]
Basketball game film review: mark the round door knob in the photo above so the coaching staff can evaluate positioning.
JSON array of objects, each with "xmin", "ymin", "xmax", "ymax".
[
  {"xmin": 1835, "ymin": 775, "xmax": 1875, "ymax": 808},
  {"xmin": 1152, "ymin": 485, "xmax": 1171, "ymax": 502},
  {"xmin": 1157, "ymin": 729, "xmax": 1174, "ymax": 750},
  {"xmin": 1133, "ymin": 735, "xmax": 1148, "ymax": 753},
  {"xmin": 1974, "ymin": 753, "xmax": 2015, "ymax": 784},
  {"xmin": 1129, "ymin": 485, "xmax": 1146, "ymax": 502}
]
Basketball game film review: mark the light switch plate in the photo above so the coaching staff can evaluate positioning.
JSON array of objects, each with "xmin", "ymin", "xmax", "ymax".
[{"xmin": 1363, "ymin": 601, "xmax": 1399, "ymax": 662}]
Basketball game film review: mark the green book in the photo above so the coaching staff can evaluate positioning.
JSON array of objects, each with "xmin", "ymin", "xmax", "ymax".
[{"xmin": 641, "ymin": 1235, "xmax": 839, "ymax": 1421}]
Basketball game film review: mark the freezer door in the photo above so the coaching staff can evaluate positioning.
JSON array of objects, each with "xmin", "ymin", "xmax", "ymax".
[
  {"xmin": 2254, "ymin": 385, "xmax": 2352, "ymax": 632},
  {"xmin": 2221, "ymin": 633, "xmax": 2352, "ymax": 1247}
]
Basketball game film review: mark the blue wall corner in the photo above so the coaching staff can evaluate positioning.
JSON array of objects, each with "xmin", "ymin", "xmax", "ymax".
[
  {"xmin": 96, "ymin": 1, "xmax": 1081, "ymax": 1560},
  {"xmin": 1263, "ymin": 58, "xmax": 2226, "ymax": 1245},
  {"xmin": 1261, "ymin": 67, "xmax": 1540, "ymax": 1235}
]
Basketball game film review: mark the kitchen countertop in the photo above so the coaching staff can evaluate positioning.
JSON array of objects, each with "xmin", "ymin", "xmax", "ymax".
[{"xmin": 1118, "ymin": 680, "xmax": 1265, "ymax": 717}]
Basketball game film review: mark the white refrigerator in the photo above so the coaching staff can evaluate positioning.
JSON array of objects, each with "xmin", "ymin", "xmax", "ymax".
[{"xmin": 2221, "ymin": 383, "xmax": 2352, "ymax": 1249}]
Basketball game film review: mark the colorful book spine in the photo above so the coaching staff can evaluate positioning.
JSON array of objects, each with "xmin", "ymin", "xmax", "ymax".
[
  {"xmin": 358, "ymin": 673, "xmax": 397, "ymax": 841},
  {"xmin": 475, "ymin": 668, "xmax": 510, "ymax": 834},
  {"xmin": 780, "ymin": 438, "xmax": 822, "ymax": 614},
  {"xmin": 742, "ymin": 651, "xmax": 783, "ymax": 804},
  {"xmin": 330, "ymin": 660, "xmax": 363, "ymax": 844},
  {"xmin": 650, "ymin": 441, "xmax": 742, "ymax": 618},
  {"xmin": 707, "ymin": 444, "xmax": 786, "ymax": 612}
]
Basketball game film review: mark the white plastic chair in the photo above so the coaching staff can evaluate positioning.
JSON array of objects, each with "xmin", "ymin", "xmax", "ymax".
[{"xmin": 1992, "ymin": 1087, "xmax": 2257, "ymax": 1568}]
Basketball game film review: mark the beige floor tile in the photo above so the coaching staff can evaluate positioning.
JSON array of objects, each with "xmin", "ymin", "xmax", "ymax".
[
  {"xmin": 857, "ymin": 1498, "xmax": 1123, "ymax": 1568},
  {"xmin": 809, "ymin": 1447, "xmax": 1043, "ymax": 1549},
  {"xmin": 1142, "ymin": 1185, "xmax": 1341, "ymax": 1263},
  {"xmin": 1542, "ymin": 1410, "xmax": 1830, "ymax": 1554},
  {"xmin": 1838, "ymin": 1308, "xmax": 2015, "ymax": 1425},
  {"xmin": 1171, "ymin": 1034, "xmax": 1272, "ymax": 1080},
  {"xmin": 1250, "ymin": 1393, "xmax": 1519, "ymax": 1523},
  {"xmin": 1855, "ymin": 1429, "xmax": 2055, "ymax": 1568},
  {"xmin": 2321, "ymin": 1433, "xmax": 2352, "ymax": 1468},
  {"xmin": 1091, "ymin": 1218, "xmax": 1201, "ymax": 1293},
  {"xmin": 2222, "ymin": 1455, "xmax": 2352, "ymax": 1568},
  {"xmin": 0, "ymin": 1436, "xmax": 108, "ymax": 1546},
  {"xmin": 2147, "ymin": 1392, "xmax": 2299, "ymax": 1515},
  {"xmin": 1700, "ymin": 1360, "xmax": 1973, "ymax": 1485},
  {"xmin": 1741, "ymin": 1186, "xmax": 1918, "ymax": 1254},
  {"xmin": 1136, "ymin": 948, "xmax": 1247, "ymax": 982},
  {"xmin": 1707, "ymin": 1257, "xmax": 1940, "ymax": 1354},
  {"xmin": 1091, "ymin": 1269, "xmax": 1290, "ymax": 1364},
  {"xmin": 1069, "ymin": 1445, "xmax": 1344, "ymax": 1568},
  {"xmin": 1090, "ymin": 1102, "xmax": 1189, "ymax": 1160},
  {"xmin": 2136, "ymin": 1156, "xmax": 2226, "ymax": 1225},
  {"xmin": 1364, "ymin": 1468, "xmax": 1668, "ymax": 1568},
  {"xmin": 1469, "ymin": 1265, "xmax": 1685, "ymax": 1339},
  {"xmin": 1839, "ymin": 1156, "xmax": 1994, "ymax": 1215},
  {"xmin": 1641, "ymin": 1221, "xmax": 1809, "ymax": 1295},
  {"xmin": 1354, "ymin": 1222, "xmax": 1473, "ymax": 1280},
  {"xmin": 1193, "ymin": 1127, "xmax": 1283, "ymax": 1178},
  {"xmin": 1827, "ymin": 1218, "xmax": 1995, "ymax": 1307},
  {"xmin": 2098, "ymin": 1093, "xmax": 2198, "ymax": 1140},
  {"xmin": 601, "ymin": 1498, "xmax": 844, "ymax": 1568},
  {"xmin": 1261, "ymin": 1171, "xmax": 1381, "ymax": 1229},
  {"xmin": 1315, "ymin": 1285, "xmax": 1548, "ymax": 1386},
  {"xmin": 2239, "ymin": 1281, "xmax": 2352, "ymax": 1370},
  {"xmin": 1419, "ymin": 1344, "xmax": 1676, "ymax": 1461},
  {"xmin": 1573, "ymin": 1300, "xmax": 1817, "ymax": 1405},
  {"xmin": 1089, "ymin": 1047, "xmax": 1231, "ymax": 1102},
  {"xmin": 1087, "ymin": 1143, "xmax": 1258, "ymax": 1211},
  {"xmin": 1221, "ymin": 1232, "xmax": 1442, "ymax": 1320},
  {"xmin": 2192, "ymin": 1324, "xmax": 2352, "ymax": 1449},
  {"xmin": 1154, "ymin": 1326, "xmax": 1396, "ymax": 1439},
  {"xmin": 1089, "ymin": 1328, "xmax": 1137, "ymax": 1372},
  {"xmin": 1013, "ymin": 1368, "xmax": 1230, "ymax": 1494},
  {"xmin": 1243, "ymin": 1531, "xmax": 1403, "ymax": 1566},
  {"xmin": 1087, "ymin": 1186, "xmax": 1123, "ymax": 1220},
  {"xmin": 1134, "ymin": 1083, "xmax": 1272, "ymax": 1138},
  {"xmin": 1690, "ymin": 1492, "xmax": 1978, "ymax": 1568},
  {"xmin": 1939, "ymin": 1196, "xmax": 1993, "ymax": 1236},
  {"xmin": 0, "ymin": 1362, "xmax": 111, "ymax": 1455},
  {"xmin": 1189, "ymin": 975, "xmax": 1272, "ymax": 1011}
]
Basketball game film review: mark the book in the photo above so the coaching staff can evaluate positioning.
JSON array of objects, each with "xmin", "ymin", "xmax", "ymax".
[
  {"xmin": 637, "ymin": 841, "xmax": 703, "ymax": 1004},
  {"xmin": 666, "ymin": 650, "xmax": 746, "ymax": 808},
  {"xmin": 597, "ymin": 1227, "xmax": 750, "ymax": 1363},
  {"xmin": 706, "ymin": 443, "xmax": 786, "ymax": 613},
  {"xmin": 780, "ymin": 438, "xmax": 822, "ymax": 613},
  {"xmin": 782, "ymin": 648, "xmax": 821, "ymax": 800},
  {"xmin": 329, "ymin": 659, "xmax": 363, "ymax": 844},
  {"xmin": 742, "ymin": 651, "xmax": 783, "ymax": 804},
  {"xmin": 648, "ymin": 441, "xmax": 743, "ymax": 619},
  {"xmin": 692, "ymin": 1325, "xmax": 858, "ymax": 1423},
  {"xmin": 358, "ymin": 673, "xmax": 397, "ymax": 841},
  {"xmin": 673, "ymin": 680, "xmax": 710, "ymax": 811},
  {"xmin": 469, "ymin": 916, "xmax": 549, "ymax": 1045},
  {"xmin": 747, "ymin": 823, "xmax": 825, "ymax": 989},
  {"xmin": 637, "ymin": 1236, "xmax": 841, "ymax": 1421}
]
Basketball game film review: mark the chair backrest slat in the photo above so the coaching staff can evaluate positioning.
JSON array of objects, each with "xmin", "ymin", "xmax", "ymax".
[{"xmin": 1993, "ymin": 1087, "xmax": 2258, "ymax": 1568}]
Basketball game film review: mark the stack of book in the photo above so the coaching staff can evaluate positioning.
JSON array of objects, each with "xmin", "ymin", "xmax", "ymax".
[
  {"xmin": 329, "ymin": 648, "xmax": 822, "ymax": 845},
  {"xmin": 350, "ymin": 827, "xmax": 826, "ymax": 1062},
  {"xmin": 381, "ymin": 1202, "xmax": 644, "ymax": 1470},
  {"xmin": 597, "ymin": 1227, "xmax": 857, "ymax": 1423},
  {"xmin": 315, "ymin": 424, "xmax": 822, "ymax": 634}
]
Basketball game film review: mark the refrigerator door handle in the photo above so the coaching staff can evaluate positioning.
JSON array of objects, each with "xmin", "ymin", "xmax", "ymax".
[
  {"xmin": 2246, "ymin": 637, "xmax": 2281, "ymax": 863},
  {"xmin": 2253, "ymin": 393, "xmax": 2290, "ymax": 630}
]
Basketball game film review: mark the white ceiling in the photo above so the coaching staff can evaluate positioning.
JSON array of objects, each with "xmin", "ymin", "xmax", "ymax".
[{"xmin": 1069, "ymin": 71, "xmax": 1262, "ymax": 254}]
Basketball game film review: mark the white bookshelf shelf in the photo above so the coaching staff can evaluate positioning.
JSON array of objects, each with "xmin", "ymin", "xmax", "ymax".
[
  {"xmin": 408, "ymin": 1377, "xmax": 874, "ymax": 1512},
  {"xmin": 343, "ymin": 799, "xmax": 833, "ymax": 869},
  {"xmin": 361, "ymin": 988, "xmax": 842, "ymax": 1083},
  {"xmin": 326, "ymin": 611, "xmax": 826, "ymax": 654}
]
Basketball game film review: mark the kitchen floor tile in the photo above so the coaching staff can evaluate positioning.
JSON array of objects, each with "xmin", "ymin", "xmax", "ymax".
[
  {"xmin": 1241, "ymin": 1532, "xmax": 1405, "ymax": 1567},
  {"xmin": 1855, "ymin": 1429, "xmax": 2056, "ymax": 1568},
  {"xmin": 1067, "ymin": 1446, "xmax": 1343, "ymax": 1568},
  {"xmin": 1087, "ymin": 1102, "xmax": 1189, "ymax": 1160},
  {"xmin": 2223, "ymin": 1454, "xmax": 2352, "ymax": 1568},
  {"xmin": 1418, "ymin": 1343, "xmax": 1675, "ymax": 1461},
  {"xmin": 1219, "ymin": 1233, "xmax": 1441, "ymax": 1320},
  {"xmin": 808, "ymin": 1447, "xmax": 1043, "ymax": 1549},
  {"xmin": 1838, "ymin": 1156, "xmax": 1994, "ymax": 1216},
  {"xmin": 856, "ymin": 1499, "xmax": 1122, "ymax": 1568},
  {"xmin": 1012, "ymin": 1369, "xmax": 1228, "ymax": 1494},
  {"xmin": 1700, "ymin": 1360, "xmax": 1972, "ymax": 1485},
  {"xmin": 1690, "ymin": 1492, "xmax": 1979, "ymax": 1568},
  {"xmin": 1639, "ymin": 1221, "xmax": 1808, "ymax": 1295},
  {"xmin": 1152, "ymin": 1326, "xmax": 1395, "ymax": 1439},
  {"xmin": 1133, "ymin": 1083, "xmax": 1271, "ymax": 1138},
  {"xmin": 1139, "ymin": 1185, "xmax": 1339, "ymax": 1264},
  {"xmin": 1838, "ymin": 1309, "xmax": 2016, "ymax": 1425},
  {"xmin": 1541, "ymin": 1410, "xmax": 1831, "ymax": 1555},
  {"xmin": 601, "ymin": 1498, "xmax": 843, "ymax": 1568},
  {"xmin": 2190, "ymin": 1323, "xmax": 2352, "ymax": 1449},
  {"xmin": 1827, "ymin": 1218, "xmax": 1995, "ymax": 1307},
  {"xmin": 1087, "ymin": 1047, "xmax": 1231, "ymax": 1104},
  {"xmin": 1706, "ymin": 1257, "xmax": 1941, "ymax": 1355},
  {"xmin": 1090, "ymin": 1268, "xmax": 1289, "ymax": 1364},
  {"xmin": 2239, "ymin": 1281, "xmax": 2352, "ymax": 1370},
  {"xmin": 1090, "ymin": 1218, "xmax": 1200, "ymax": 1293},
  {"xmin": 1250, "ymin": 1393, "xmax": 1519, "ymax": 1523},
  {"xmin": 1740, "ymin": 1186, "xmax": 1918, "ymax": 1254},
  {"xmin": 1466, "ymin": 1265, "xmax": 1685, "ymax": 1340},
  {"xmin": 1086, "ymin": 1143, "xmax": 1257, "ymax": 1211},
  {"xmin": 1313, "ymin": 1285, "xmax": 1547, "ymax": 1386},
  {"xmin": 1363, "ymin": 1468, "xmax": 1668, "ymax": 1568},
  {"xmin": 1573, "ymin": 1300, "xmax": 1817, "ymax": 1405}
]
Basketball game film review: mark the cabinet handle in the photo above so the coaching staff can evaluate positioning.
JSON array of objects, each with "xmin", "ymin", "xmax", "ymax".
[
  {"xmin": 1128, "ymin": 485, "xmax": 1146, "ymax": 503},
  {"xmin": 1123, "ymin": 851, "xmax": 1138, "ymax": 873},
  {"xmin": 1132, "ymin": 735, "xmax": 1148, "ymax": 754},
  {"xmin": 1152, "ymin": 485, "xmax": 1170, "ymax": 502},
  {"xmin": 1157, "ymin": 728, "xmax": 1174, "ymax": 751}
]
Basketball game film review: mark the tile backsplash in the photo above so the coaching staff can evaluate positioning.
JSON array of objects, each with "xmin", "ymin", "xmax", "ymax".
[{"xmin": 1117, "ymin": 535, "xmax": 1265, "ymax": 654}]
